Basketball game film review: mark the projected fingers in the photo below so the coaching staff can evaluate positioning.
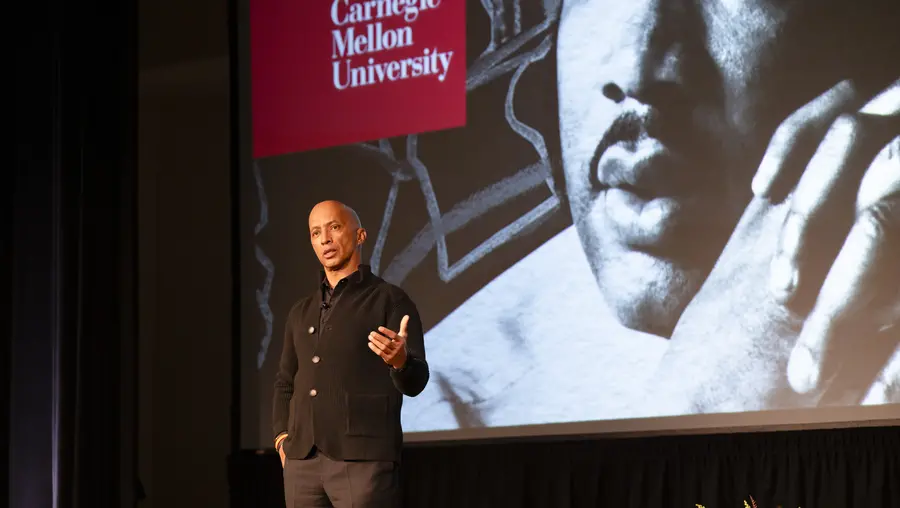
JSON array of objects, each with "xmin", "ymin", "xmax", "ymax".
[
  {"xmin": 787, "ymin": 191, "xmax": 900, "ymax": 396},
  {"xmin": 756, "ymin": 79, "xmax": 900, "ymax": 398},
  {"xmin": 752, "ymin": 79, "xmax": 900, "ymax": 203},
  {"xmin": 767, "ymin": 112, "xmax": 900, "ymax": 309},
  {"xmin": 752, "ymin": 80, "xmax": 863, "ymax": 203}
]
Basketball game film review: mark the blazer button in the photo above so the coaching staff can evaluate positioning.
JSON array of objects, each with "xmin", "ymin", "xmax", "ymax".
[
  {"xmin": 309, "ymin": 389, "xmax": 317, "ymax": 397},
  {"xmin": 308, "ymin": 326, "xmax": 315, "ymax": 334},
  {"xmin": 312, "ymin": 356, "xmax": 320, "ymax": 364}
]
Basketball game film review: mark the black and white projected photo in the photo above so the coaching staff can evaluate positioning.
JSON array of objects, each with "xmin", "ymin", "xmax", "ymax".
[{"xmin": 238, "ymin": 0, "xmax": 900, "ymax": 448}]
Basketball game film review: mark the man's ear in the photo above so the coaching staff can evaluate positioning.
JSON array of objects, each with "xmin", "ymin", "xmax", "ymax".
[{"xmin": 357, "ymin": 228, "xmax": 367, "ymax": 246}]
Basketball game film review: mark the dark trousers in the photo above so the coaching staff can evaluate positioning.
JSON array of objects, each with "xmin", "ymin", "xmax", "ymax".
[{"xmin": 283, "ymin": 448, "xmax": 400, "ymax": 508}]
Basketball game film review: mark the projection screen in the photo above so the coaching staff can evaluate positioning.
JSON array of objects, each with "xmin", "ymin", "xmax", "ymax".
[{"xmin": 236, "ymin": 0, "xmax": 900, "ymax": 449}]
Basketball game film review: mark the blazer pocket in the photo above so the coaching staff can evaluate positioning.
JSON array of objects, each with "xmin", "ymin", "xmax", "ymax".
[{"xmin": 346, "ymin": 393, "xmax": 389, "ymax": 437}]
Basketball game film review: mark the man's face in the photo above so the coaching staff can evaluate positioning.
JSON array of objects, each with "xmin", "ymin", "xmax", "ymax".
[
  {"xmin": 308, "ymin": 201, "xmax": 363, "ymax": 272},
  {"xmin": 556, "ymin": 0, "xmax": 869, "ymax": 336}
]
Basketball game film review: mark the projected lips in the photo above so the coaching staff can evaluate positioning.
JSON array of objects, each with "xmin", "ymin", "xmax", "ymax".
[{"xmin": 594, "ymin": 138, "xmax": 692, "ymax": 247}]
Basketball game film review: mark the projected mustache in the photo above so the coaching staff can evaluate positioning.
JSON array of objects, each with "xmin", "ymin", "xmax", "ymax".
[{"xmin": 598, "ymin": 110, "xmax": 649, "ymax": 155}]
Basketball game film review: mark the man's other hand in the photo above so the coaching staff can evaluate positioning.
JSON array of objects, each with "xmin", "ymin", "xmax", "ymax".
[{"xmin": 369, "ymin": 315, "xmax": 410, "ymax": 369}]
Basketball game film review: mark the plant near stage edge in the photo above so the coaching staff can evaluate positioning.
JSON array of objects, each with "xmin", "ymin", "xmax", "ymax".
[{"xmin": 696, "ymin": 495, "xmax": 800, "ymax": 508}]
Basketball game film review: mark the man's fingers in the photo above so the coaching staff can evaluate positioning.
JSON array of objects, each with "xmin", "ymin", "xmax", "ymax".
[
  {"xmin": 368, "ymin": 341, "xmax": 390, "ymax": 362},
  {"xmin": 752, "ymin": 80, "xmax": 862, "ymax": 202},
  {"xmin": 368, "ymin": 331, "xmax": 393, "ymax": 349},
  {"xmin": 769, "ymin": 113, "xmax": 900, "ymax": 309},
  {"xmin": 368, "ymin": 340, "xmax": 397, "ymax": 360},
  {"xmin": 376, "ymin": 326, "xmax": 397, "ymax": 340},
  {"xmin": 369, "ymin": 331, "xmax": 405, "ymax": 367},
  {"xmin": 398, "ymin": 315, "xmax": 409, "ymax": 338},
  {"xmin": 787, "ymin": 193, "xmax": 900, "ymax": 396}
]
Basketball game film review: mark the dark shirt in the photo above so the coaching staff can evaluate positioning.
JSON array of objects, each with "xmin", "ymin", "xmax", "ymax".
[
  {"xmin": 319, "ymin": 276, "xmax": 343, "ymax": 332},
  {"xmin": 272, "ymin": 264, "xmax": 429, "ymax": 462}
]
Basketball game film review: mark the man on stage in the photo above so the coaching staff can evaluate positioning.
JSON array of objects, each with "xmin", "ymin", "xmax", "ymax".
[{"xmin": 272, "ymin": 199, "xmax": 429, "ymax": 507}]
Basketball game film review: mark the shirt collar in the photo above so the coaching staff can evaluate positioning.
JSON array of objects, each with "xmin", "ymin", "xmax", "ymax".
[{"xmin": 319, "ymin": 264, "xmax": 370, "ymax": 289}]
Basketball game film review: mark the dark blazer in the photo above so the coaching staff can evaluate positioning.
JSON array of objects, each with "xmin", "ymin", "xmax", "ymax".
[{"xmin": 272, "ymin": 265, "xmax": 429, "ymax": 462}]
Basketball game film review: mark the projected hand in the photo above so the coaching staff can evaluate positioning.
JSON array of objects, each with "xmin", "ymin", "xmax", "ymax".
[
  {"xmin": 646, "ymin": 80, "xmax": 900, "ymax": 414},
  {"xmin": 369, "ymin": 315, "xmax": 409, "ymax": 370},
  {"xmin": 750, "ymin": 79, "xmax": 900, "ymax": 398}
]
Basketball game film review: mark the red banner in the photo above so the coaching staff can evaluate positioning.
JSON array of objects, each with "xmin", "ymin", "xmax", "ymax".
[{"xmin": 250, "ymin": 0, "xmax": 467, "ymax": 158}]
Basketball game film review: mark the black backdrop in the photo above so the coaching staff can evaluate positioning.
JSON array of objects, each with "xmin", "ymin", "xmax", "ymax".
[
  {"xmin": 229, "ymin": 425, "xmax": 900, "ymax": 507},
  {"xmin": 11, "ymin": 0, "xmax": 138, "ymax": 506}
]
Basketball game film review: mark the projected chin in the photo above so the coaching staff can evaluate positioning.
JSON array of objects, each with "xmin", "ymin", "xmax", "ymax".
[
  {"xmin": 579, "ymin": 218, "xmax": 703, "ymax": 337},
  {"xmin": 554, "ymin": 0, "xmax": 786, "ymax": 335}
]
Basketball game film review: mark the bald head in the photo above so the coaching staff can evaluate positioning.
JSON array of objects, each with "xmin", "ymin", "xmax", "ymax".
[
  {"xmin": 308, "ymin": 200, "xmax": 367, "ymax": 276},
  {"xmin": 309, "ymin": 200, "xmax": 362, "ymax": 229}
]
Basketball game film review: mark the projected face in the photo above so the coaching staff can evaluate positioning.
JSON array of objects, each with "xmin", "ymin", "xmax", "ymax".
[
  {"xmin": 556, "ymin": 0, "xmax": 864, "ymax": 336},
  {"xmin": 308, "ymin": 200, "xmax": 366, "ymax": 273}
]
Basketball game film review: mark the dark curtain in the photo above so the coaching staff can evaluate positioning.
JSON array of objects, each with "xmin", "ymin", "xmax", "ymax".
[
  {"xmin": 229, "ymin": 425, "xmax": 900, "ymax": 508},
  {"xmin": 11, "ymin": 0, "xmax": 138, "ymax": 505},
  {"xmin": 403, "ymin": 426, "xmax": 900, "ymax": 508}
]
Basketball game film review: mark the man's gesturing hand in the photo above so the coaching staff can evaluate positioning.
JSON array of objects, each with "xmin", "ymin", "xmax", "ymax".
[{"xmin": 368, "ymin": 315, "xmax": 409, "ymax": 369}]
